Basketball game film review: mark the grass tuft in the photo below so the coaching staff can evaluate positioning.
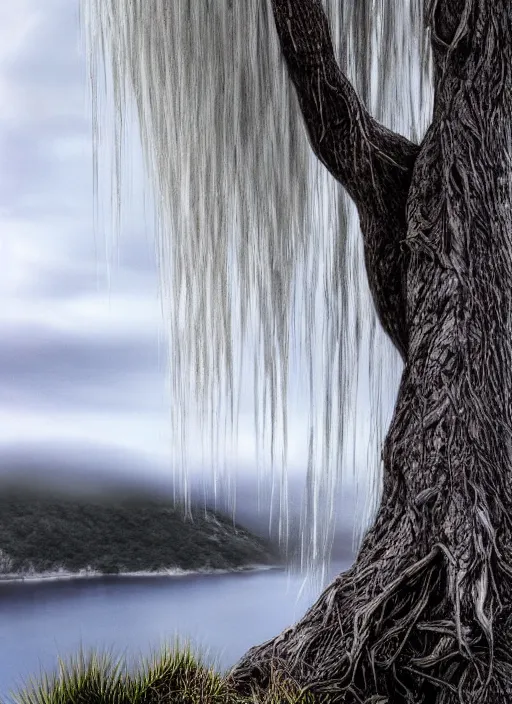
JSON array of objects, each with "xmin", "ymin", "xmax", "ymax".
[
  {"xmin": 6, "ymin": 644, "xmax": 319, "ymax": 704},
  {"xmin": 11, "ymin": 646, "xmax": 127, "ymax": 704}
]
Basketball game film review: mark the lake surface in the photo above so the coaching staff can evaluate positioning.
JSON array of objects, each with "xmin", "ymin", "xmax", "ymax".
[{"xmin": 0, "ymin": 561, "xmax": 348, "ymax": 702}]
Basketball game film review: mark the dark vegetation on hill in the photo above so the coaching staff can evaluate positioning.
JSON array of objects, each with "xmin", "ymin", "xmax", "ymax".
[{"xmin": 0, "ymin": 489, "xmax": 282, "ymax": 576}]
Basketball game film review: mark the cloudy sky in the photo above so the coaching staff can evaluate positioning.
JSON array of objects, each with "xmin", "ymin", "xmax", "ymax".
[{"xmin": 0, "ymin": 0, "xmax": 180, "ymax": 491}]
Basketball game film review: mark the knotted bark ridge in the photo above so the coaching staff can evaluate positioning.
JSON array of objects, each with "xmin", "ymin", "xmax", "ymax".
[{"xmin": 229, "ymin": 1, "xmax": 512, "ymax": 701}]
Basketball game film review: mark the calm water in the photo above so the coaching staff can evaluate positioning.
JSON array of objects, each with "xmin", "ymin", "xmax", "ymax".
[{"xmin": 0, "ymin": 561, "xmax": 347, "ymax": 702}]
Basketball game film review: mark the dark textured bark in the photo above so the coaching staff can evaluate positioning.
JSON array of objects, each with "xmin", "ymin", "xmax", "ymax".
[{"xmin": 229, "ymin": 1, "xmax": 512, "ymax": 701}]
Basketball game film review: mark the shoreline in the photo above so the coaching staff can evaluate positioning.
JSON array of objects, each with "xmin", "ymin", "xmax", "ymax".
[{"xmin": 0, "ymin": 563, "xmax": 283, "ymax": 584}]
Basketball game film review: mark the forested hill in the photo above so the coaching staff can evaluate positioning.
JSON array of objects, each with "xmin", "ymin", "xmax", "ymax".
[{"xmin": 0, "ymin": 490, "xmax": 282, "ymax": 577}]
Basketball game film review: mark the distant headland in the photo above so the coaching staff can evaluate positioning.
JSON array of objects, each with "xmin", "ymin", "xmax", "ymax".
[{"xmin": 0, "ymin": 488, "xmax": 282, "ymax": 582}]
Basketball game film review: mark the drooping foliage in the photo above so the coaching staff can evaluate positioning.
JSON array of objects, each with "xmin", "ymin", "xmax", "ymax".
[{"xmin": 80, "ymin": 0, "xmax": 433, "ymax": 574}]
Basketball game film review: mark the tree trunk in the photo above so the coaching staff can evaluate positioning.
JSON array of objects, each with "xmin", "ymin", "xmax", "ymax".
[{"xmin": 229, "ymin": 1, "xmax": 512, "ymax": 701}]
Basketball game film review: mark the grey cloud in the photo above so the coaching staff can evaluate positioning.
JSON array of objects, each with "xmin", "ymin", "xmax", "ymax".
[
  {"xmin": 0, "ymin": 323, "xmax": 161, "ymax": 377},
  {"xmin": 0, "ymin": 372, "xmax": 164, "ymax": 415},
  {"xmin": 0, "ymin": 440, "xmax": 171, "ymax": 499},
  {"xmin": 0, "ymin": 322, "xmax": 166, "ymax": 412},
  {"xmin": 19, "ymin": 247, "xmax": 157, "ymax": 302}
]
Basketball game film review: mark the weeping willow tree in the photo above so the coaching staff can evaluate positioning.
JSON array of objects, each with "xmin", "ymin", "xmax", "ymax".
[{"xmin": 82, "ymin": 0, "xmax": 512, "ymax": 701}]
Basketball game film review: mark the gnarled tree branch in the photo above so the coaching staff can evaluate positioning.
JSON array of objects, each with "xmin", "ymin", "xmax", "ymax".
[
  {"xmin": 270, "ymin": 0, "xmax": 423, "ymax": 358},
  {"xmin": 270, "ymin": 0, "xmax": 417, "ymax": 203}
]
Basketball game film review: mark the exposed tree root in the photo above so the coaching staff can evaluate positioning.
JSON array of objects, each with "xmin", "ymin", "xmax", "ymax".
[{"xmin": 228, "ymin": 507, "xmax": 512, "ymax": 703}]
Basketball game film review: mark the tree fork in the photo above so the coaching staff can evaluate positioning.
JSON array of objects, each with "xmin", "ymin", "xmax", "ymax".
[
  {"xmin": 229, "ymin": 0, "xmax": 512, "ymax": 701},
  {"xmin": 267, "ymin": 0, "xmax": 418, "ymax": 360}
]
